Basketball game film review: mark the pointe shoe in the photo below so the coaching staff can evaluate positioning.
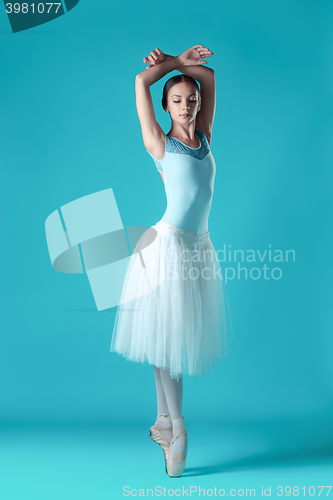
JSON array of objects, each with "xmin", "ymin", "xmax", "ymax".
[
  {"xmin": 149, "ymin": 415, "xmax": 173, "ymax": 471},
  {"xmin": 166, "ymin": 416, "xmax": 187, "ymax": 478}
]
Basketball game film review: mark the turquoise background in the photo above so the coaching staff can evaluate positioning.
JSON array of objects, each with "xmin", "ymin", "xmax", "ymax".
[{"xmin": 0, "ymin": 0, "xmax": 332, "ymax": 497}]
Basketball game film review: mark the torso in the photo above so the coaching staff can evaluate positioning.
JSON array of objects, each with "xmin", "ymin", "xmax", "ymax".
[{"xmin": 146, "ymin": 128, "xmax": 216, "ymax": 236}]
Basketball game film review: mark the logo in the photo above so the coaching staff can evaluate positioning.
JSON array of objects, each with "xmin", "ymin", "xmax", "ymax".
[{"xmin": 45, "ymin": 188, "xmax": 159, "ymax": 311}]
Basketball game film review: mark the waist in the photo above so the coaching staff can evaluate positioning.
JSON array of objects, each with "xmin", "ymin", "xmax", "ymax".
[{"xmin": 156, "ymin": 220, "xmax": 210, "ymax": 242}]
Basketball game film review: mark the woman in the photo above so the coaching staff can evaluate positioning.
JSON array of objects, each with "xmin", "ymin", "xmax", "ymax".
[{"xmin": 110, "ymin": 44, "xmax": 233, "ymax": 477}]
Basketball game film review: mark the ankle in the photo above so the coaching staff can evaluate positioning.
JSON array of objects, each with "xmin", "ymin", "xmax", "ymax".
[
  {"xmin": 156, "ymin": 413, "xmax": 171, "ymax": 425},
  {"xmin": 157, "ymin": 412, "xmax": 171, "ymax": 419},
  {"xmin": 171, "ymin": 415, "xmax": 185, "ymax": 432}
]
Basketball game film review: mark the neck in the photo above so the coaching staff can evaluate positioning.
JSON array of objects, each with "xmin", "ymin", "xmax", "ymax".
[{"xmin": 168, "ymin": 122, "xmax": 197, "ymax": 141}]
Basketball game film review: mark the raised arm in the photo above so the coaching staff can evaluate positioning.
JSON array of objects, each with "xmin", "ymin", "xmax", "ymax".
[
  {"xmin": 135, "ymin": 56, "xmax": 182, "ymax": 158},
  {"xmin": 143, "ymin": 46, "xmax": 215, "ymax": 145},
  {"xmin": 175, "ymin": 65, "xmax": 215, "ymax": 145}
]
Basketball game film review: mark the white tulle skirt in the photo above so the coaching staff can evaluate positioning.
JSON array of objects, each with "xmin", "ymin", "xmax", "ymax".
[{"xmin": 110, "ymin": 220, "xmax": 233, "ymax": 381}]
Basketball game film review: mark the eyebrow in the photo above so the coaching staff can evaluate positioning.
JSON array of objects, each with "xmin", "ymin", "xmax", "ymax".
[{"xmin": 171, "ymin": 94, "xmax": 197, "ymax": 97}]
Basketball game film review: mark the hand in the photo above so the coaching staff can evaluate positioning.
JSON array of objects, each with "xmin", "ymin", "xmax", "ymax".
[
  {"xmin": 178, "ymin": 44, "xmax": 213, "ymax": 67},
  {"xmin": 143, "ymin": 48, "xmax": 173, "ymax": 69}
]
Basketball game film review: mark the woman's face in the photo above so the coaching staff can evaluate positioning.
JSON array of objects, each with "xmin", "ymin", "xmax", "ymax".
[{"xmin": 165, "ymin": 82, "xmax": 201, "ymax": 124}]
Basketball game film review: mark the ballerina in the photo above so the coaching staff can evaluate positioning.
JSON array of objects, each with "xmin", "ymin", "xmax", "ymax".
[{"xmin": 110, "ymin": 44, "xmax": 233, "ymax": 477}]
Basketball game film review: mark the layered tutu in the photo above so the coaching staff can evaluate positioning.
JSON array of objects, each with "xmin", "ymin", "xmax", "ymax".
[{"xmin": 110, "ymin": 220, "xmax": 233, "ymax": 381}]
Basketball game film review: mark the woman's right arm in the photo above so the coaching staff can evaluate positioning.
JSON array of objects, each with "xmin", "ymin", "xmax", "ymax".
[{"xmin": 135, "ymin": 55, "xmax": 183, "ymax": 159}]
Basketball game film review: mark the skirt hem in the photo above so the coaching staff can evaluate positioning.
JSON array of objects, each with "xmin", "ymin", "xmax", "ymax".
[{"xmin": 110, "ymin": 344, "xmax": 232, "ymax": 382}]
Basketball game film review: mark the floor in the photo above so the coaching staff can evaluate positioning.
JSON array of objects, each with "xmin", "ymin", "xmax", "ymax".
[{"xmin": 0, "ymin": 418, "xmax": 332, "ymax": 499}]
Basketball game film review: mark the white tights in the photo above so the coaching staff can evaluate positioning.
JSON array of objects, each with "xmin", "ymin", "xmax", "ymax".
[
  {"xmin": 153, "ymin": 365, "xmax": 183, "ymax": 417},
  {"xmin": 153, "ymin": 366, "xmax": 187, "ymax": 460}
]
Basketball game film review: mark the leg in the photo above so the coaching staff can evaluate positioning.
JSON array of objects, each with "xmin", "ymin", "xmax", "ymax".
[
  {"xmin": 153, "ymin": 365, "xmax": 169, "ymax": 415},
  {"xmin": 159, "ymin": 367, "xmax": 183, "ymax": 419},
  {"xmin": 177, "ymin": 374, "xmax": 183, "ymax": 416},
  {"xmin": 153, "ymin": 366, "xmax": 172, "ymax": 443},
  {"xmin": 159, "ymin": 367, "xmax": 187, "ymax": 462}
]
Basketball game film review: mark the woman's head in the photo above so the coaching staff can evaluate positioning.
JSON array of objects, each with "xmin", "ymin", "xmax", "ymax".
[{"xmin": 162, "ymin": 74, "xmax": 201, "ymax": 124}]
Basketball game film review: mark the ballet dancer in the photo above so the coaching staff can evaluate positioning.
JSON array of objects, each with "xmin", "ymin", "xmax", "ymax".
[{"xmin": 110, "ymin": 44, "xmax": 233, "ymax": 477}]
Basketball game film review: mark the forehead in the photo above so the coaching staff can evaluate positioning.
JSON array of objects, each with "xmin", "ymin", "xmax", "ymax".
[{"xmin": 168, "ymin": 81, "xmax": 198, "ymax": 97}]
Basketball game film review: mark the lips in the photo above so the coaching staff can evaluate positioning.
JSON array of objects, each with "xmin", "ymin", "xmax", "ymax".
[{"xmin": 181, "ymin": 114, "xmax": 189, "ymax": 117}]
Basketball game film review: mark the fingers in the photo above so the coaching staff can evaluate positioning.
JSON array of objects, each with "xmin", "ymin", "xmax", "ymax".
[
  {"xmin": 145, "ymin": 49, "xmax": 161, "ymax": 65},
  {"xmin": 143, "ymin": 48, "xmax": 163, "ymax": 65},
  {"xmin": 151, "ymin": 50, "xmax": 159, "ymax": 61},
  {"xmin": 147, "ymin": 53, "xmax": 157, "ymax": 64},
  {"xmin": 150, "ymin": 49, "xmax": 162, "ymax": 61},
  {"xmin": 197, "ymin": 50, "xmax": 213, "ymax": 58},
  {"xmin": 195, "ymin": 45, "xmax": 214, "ymax": 58}
]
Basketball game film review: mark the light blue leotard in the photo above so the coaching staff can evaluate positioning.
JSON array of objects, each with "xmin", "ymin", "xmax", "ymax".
[{"xmin": 147, "ymin": 128, "xmax": 216, "ymax": 236}]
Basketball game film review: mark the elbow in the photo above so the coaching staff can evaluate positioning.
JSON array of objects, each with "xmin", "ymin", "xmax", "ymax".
[
  {"xmin": 135, "ymin": 72, "xmax": 146, "ymax": 83},
  {"xmin": 135, "ymin": 72, "xmax": 151, "ymax": 89},
  {"xmin": 135, "ymin": 73, "xmax": 143, "ymax": 91},
  {"xmin": 135, "ymin": 72, "xmax": 146, "ymax": 88}
]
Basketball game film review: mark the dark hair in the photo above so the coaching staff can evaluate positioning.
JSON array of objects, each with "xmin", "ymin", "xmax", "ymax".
[{"xmin": 162, "ymin": 74, "xmax": 201, "ymax": 112}]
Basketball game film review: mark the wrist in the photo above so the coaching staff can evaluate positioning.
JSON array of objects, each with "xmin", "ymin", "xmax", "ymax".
[
  {"xmin": 175, "ymin": 54, "xmax": 184, "ymax": 67},
  {"xmin": 167, "ymin": 54, "xmax": 182, "ymax": 67}
]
